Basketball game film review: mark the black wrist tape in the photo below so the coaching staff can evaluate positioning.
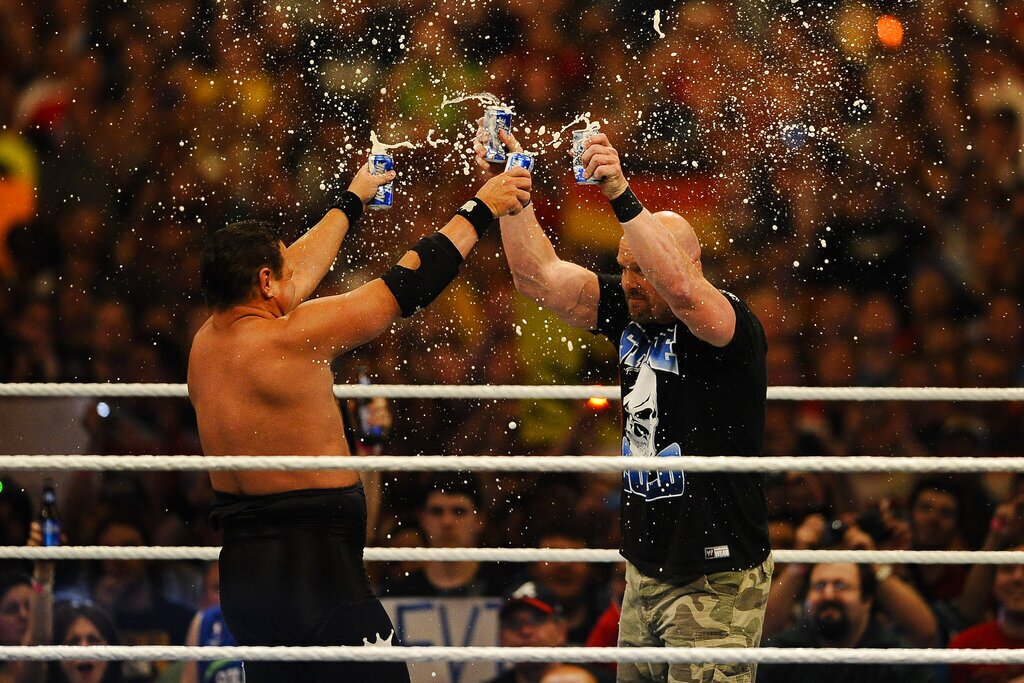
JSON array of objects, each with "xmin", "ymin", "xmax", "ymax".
[
  {"xmin": 380, "ymin": 233, "xmax": 464, "ymax": 318},
  {"xmin": 333, "ymin": 191, "xmax": 364, "ymax": 228},
  {"xmin": 455, "ymin": 197, "xmax": 496, "ymax": 238},
  {"xmin": 610, "ymin": 187, "xmax": 645, "ymax": 223}
]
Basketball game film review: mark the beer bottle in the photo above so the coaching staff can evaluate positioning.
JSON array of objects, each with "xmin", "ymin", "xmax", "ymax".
[
  {"xmin": 356, "ymin": 366, "xmax": 386, "ymax": 447},
  {"xmin": 39, "ymin": 479, "xmax": 61, "ymax": 547}
]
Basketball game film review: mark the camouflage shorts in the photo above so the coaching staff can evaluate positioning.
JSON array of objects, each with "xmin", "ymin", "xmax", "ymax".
[{"xmin": 617, "ymin": 555, "xmax": 773, "ymax": 683}]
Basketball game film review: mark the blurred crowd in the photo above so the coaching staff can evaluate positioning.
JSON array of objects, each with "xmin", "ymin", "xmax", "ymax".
[{"xmin": 0, "ymin": 0, "xmax": 1022, "ymax": 680}]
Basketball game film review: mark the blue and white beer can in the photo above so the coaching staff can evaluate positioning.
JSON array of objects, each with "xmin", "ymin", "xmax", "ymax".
[
  {"xmin": 43, "ymin": 519, "xmax": 60, "ymax": 547},
  {"xmin": 484, "ymin": 106, "xmax": 513, "ymax": 163},
  {"xmin": 505, "ymin": 151, "xmax": 534, "ymax": 173},
  {"xmin": 368, "ymin": 153, "xmax": 394, "ymax": 209},
  {"xmin": 572, "ymin": 128, "xmax": 600, "ymax": 185}
]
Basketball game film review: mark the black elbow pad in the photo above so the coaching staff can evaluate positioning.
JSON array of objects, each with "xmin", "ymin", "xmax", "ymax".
[{"xmin": 380, "ymin": 233, "xmax": 464, "ymax": 317}]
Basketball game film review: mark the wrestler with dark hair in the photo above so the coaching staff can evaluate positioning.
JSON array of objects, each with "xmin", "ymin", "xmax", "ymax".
[{"xmin": 188, "ymin": 160, "xmax": 530, "ymax": 682}]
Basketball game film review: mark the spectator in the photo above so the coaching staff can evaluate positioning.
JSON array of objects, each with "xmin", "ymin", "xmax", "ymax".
[
  {"xmin": 760, "ymin": 562, "xmax": 936, "ymax": 682},
  {"xmin": 764, "ymin": 513, "xmax": 937, "ymax": 646},
  {"xmin": 484, "ymin": 581, "xmax": 613, "ymax": 683},
  {"xmin": 0, "ymin": 573, "xmax": 32, "ymax": 682},
  {"xmin": 520, "ymin": 523, "xmax": 605, "ymax": 645},
  {"xmin": 27, "ymin": 519, "xmax": 122, "ymax": 683},
  {"xmin": 948, "ymin": 544, "xmax": 1024, "ymax": 683},
  {"xmin": 584, "ymin": 563, "xmax": 625, "ymax": 674},
  {"xmin": 901, "ymin": 477, "xmax": 991, "ymax": 642},
  {"xmin": 946, "ymin": 493, "xmax": 1024, "ymax": 632},
  {"xmin": 181, "ymin": 606, "xmax": 240, "ymax": 683},
  {"xmin": 180, "ymin": 562, "xmax": 241, "ymax": 683},
  {"xmin": 380, "ymin": 472, "xmax": 507, "ymax": 597},
  {"xmin": 88, "ymin": 518, "xmax": 192, "ymax": 682},
  {"xmin": 48, "ymin": 600, "xmax": 123, "ymax": 683}
]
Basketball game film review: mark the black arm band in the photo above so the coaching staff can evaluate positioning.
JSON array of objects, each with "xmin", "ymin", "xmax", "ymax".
[
  {"xmin": 609, "ymin": 186, "xmax": 645, "ymax": 223},
  {"xmin": 332, "ymin": 191, "xmax": 364, "ymax": 228},
  {"xmin": 455, "ymin": 197, "xmax": 496, "ymax": 238},
  {"xmin": 380, "ymin": 233, "xmax": 464, "ymax": 318}
]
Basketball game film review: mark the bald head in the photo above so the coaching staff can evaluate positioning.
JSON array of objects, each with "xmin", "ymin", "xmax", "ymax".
[{"xmin": 620, "ymin": 211, "xmax": 701, "ymax": 262}]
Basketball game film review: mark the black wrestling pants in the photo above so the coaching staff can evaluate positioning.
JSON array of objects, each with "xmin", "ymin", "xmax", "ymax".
[{"xmin": 214, "ymin": 486, "xmax": 410, "ymax": 683}]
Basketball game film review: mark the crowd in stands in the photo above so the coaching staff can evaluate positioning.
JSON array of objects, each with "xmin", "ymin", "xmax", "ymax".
[{"xmin": 0, "ymin": 0, "xmax": 1022, "ymax": 680}]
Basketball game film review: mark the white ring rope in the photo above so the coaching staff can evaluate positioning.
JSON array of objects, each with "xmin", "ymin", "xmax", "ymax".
[
  {"xmin": 2, "ymin": 547, "xmax": 1021, "ymax": 564},
  {"xmin": 2, "ymin": 454, "xmax": 1024, "ymax": 473},
  {"xmin": 0, "ymin": 383, "xmax": 1016, "ymax": 666},
  {"xmin": 0, "ymin": 645, "xmax": 1020, "ymax": 664},
  {"xmin": 0, "ymin": 383, "xmax": 1022, "ymax": 401}
]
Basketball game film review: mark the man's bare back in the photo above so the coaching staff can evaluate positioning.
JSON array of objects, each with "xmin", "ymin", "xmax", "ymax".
[
  {"xmin": 188, "ymin": 310, "xmax": 360, "ymax": 495},
  {"xmin": 186, "ymin": 164, "xmax": 530, "ymax": 499},
  {"xmin": 184, "ymin": 158, "xmax": 531, "ymax": 683}
]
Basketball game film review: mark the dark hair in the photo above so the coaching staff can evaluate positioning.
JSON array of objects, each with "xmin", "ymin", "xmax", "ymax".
[
  {"xmin": 910, "ymin": 475, "xmax": 991, "ymax": 548},
  {"xmin": 910, "ymin": 477, "xmax": 965, "ymax": 522},
  {"xmin": 93, "ymin": 515, "xmax": 152, "ymax": 547},
  {"xmin": 0, "ymin": 572, "xmax": 30, "ymax": 603},
  {"xmin": 49, "ymin": 600, "xmax": 122, "ymax": 683},
  {"xmin": 534, "ymin": 516, "xmax": 591, "ymax": 547},
  {"xmin": 87, "ymin": 516, "xmax": 157, "ymax": 596},
  {"xmin": 200, "ymin": 221, "xmax": 283, "ymax": 309},
  {"xmin": 424, "ymin": 472, "xmax": 484, "ymax": 511}
]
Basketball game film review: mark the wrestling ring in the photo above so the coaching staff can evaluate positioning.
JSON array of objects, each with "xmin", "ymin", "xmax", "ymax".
[{"xmin": 1, "ymin": 381, "xmax": 1023, "ymax": 668}]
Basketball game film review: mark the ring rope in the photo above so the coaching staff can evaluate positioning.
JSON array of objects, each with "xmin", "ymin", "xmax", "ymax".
[
  {"xmin": 3, "ymin": 454, "xmax": 1024, "ymax": 473},
  {"xmin": 0, "ymin": 383, "xmax": 1021, "ymax": 401},
  {"xmin": 3, "ymin": 547, "xmax": 1021, "ymax": 564},
  {"xmin": 0, "ymin": 645, "xmax": 1020, "ymax": 664}
]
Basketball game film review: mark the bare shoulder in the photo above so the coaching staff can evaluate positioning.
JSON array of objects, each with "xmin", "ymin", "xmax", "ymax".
[
  {"xmin": 189, "ymin": 315, "xmax": 295, "ymax": 387},
  {"xmin": 187, "ymin": 317, "xmax": 215, "ymax": 380}
]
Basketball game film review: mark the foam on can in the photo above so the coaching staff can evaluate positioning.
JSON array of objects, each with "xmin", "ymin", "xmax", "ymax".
[
  {"xmin": 505, "ymin": 151, "xmax": 534, "ymax": 173},
  {"xmin": 484, "ymin": 106, "xmax": 513, "ymax": 163},
  {"xmin": 368, "ymin": 154, "xmax": 394, "ymax": 209},
  {"xmin": 572, "ymin": 128, "xmax": 600, "ymax": 185}
]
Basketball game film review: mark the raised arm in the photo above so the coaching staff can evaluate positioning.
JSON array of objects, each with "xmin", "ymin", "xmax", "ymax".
[
  {"xmin": 473, "ymin": 124, "xmax": 600, "ymax": 330},
  {"xmin": 581, "ymin": 134, "xmax": 737, "ymax": 347},
  {"xmin": 843, "ymin": 525, "xmax": 938, "ymax": 648},
  {"xmin": 284, "ymin": 168, "xmax": 532, "ymax": 360},
  {"xmin": 500, "ymin": 205, "xmax": 601, "ymax": 329},
  {"xmin": 283, "ymin": 164, "xmax": 395, "ymax": 307},
  {"xmin": 20, "ymin": 522, "xmax": 53, "ymax": 683}
]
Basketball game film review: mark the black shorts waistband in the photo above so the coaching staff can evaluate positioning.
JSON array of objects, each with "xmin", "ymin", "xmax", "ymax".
[{"xmin": 210, "ymin": 484, "xmax": 365, "ymax": 529}]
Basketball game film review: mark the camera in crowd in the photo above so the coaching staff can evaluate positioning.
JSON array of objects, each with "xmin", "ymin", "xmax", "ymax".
[{"xmin": 820, "ymin": 510, "xmax": 893, "ymax": 547}]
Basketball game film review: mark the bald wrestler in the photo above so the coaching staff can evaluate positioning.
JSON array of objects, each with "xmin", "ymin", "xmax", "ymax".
[
  {"xmin": 475, "ymin": 128, "xmax": 770, "ymax": 683},
  {"xmin": 188, "ymin": 160, "xmax": 531, "ymax": 683}
]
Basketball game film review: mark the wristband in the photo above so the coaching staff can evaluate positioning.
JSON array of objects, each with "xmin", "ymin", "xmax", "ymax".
[
  {"xmin": 333, "ymin": 191, "xmax": 364, "ymax": 228},
  {"xmin": 609, "ymin": 186, "xmax": 645, "ymax": 223},
  {"xmin": 455, "ymin": 197, "xmax": 496, "ymax": 238}
]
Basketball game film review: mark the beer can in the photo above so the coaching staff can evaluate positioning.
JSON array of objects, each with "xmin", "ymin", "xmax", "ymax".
[
  {"xmin": 368, "ymin": 153, "xmax": 394, "ymax": 209},
  {"xmin": 504, "ymin": 151, "xmax": 534, "ymax": 173},
  {"xmin": 572, "ymin": 128, "xmax": 600, "ymax": 185},
  {"xmin": 484, "ymin": 106, "xmax": 513, "ymax": 163}
]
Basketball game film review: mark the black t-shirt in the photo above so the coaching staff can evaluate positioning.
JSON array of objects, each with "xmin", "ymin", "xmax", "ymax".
[
  {"xmin": 760, "ymin": 619, "xmax": 937, "ymax": 683},
  {"xmin": 593, "ymin": 274, "xmax": 770, "ymax": 579}
]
